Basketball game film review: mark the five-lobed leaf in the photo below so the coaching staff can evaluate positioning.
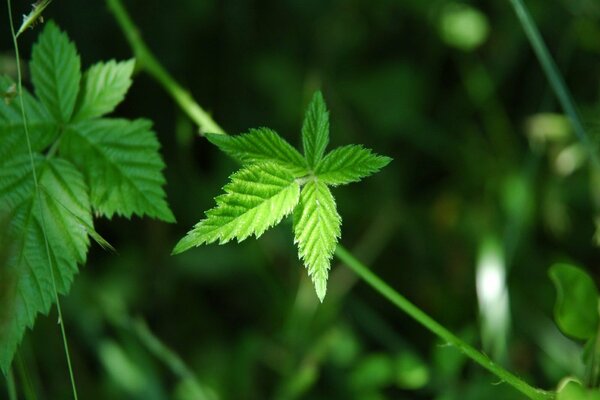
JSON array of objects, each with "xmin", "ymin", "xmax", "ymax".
[
  {"xmin": 206, "ymin": 128, "xmax": 307, "ymax": 176},
  {"xmin": 173, "ymin": 162, "xmax": 300, "ymax": 254},
  {"xmin": 293, "ymin": 180, "xmax": 341, "ymax": 302},
  {"xmin": 316, "ymin": 144, "xmax": 392, "ymax": 186},
  {"xmin": 61, "ymin": 118, "xmax": 174, "ymax": 222},
  {"xmin": 73, "ymin": 59, "xmax": 135, "ymax": 121},
  {"xmin": 30, "ymin": 21, "xmax": 81, "ymax": 123},
  {"xmin": 176, "ymin": 90, "xmax": 391, "ymax": 301},
  {"xmin": 0, "ymin": 155, "xmax": 92, "ymax": 373},
  {"xmin": 302, "ymin": 91, "xmax": 329, "ymax": 169}
]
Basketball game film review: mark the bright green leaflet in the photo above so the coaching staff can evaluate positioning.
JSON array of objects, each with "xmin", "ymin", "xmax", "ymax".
[
  {"xmin": 293, "ymin": 179, "xmax": 341, "ymax": 301},
  {"xmin": 315, "ymin": 144, "xmax": 392, "ymax": 186},
  {"xmin": 0, "ymin": 21, "xmax": 173, "ymax": 372},
  {"xmin": 557, "ymin": 379, "xmax": 600, "ymax": 400},
  {"xmin": 206, "ymin": 128, "xmax": 307, "ymax": 176},
  {"xmin": 549, "ymin": 264, "xmax": 599, "ymax": 341},
  {"xmin": 173, "ymin": 162, "xmax": 300, "ymax": 253},
  {"xmin": 302, "ymin": 91, "xmax": 329, "ymax": 168},
  {"xmin": 175, "ymin": 91, "xmax": 390, "ymax": 300}
]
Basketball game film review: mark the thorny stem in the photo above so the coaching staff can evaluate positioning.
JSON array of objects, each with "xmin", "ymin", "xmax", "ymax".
[
  {"xmin": 6, "ymin": 1, "xmax": 79, "ymax": 399},
  {"xmin": 106, "ymin": 0, "xmax": 555, "ymax": 398}
]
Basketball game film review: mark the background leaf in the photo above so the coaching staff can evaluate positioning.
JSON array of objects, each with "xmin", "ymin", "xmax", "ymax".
[
  {"xmin": 60, "ymin": 118, "xmax": 174, "ymax": 222},
  {"xmin": 73, "ymin": 59, "xmax": 135, "ymax": 121},
  {"xmin": 30, "ymin": 21, "xmax": 81, "ymax": 123},
  {"xmin": 174, "ymin": 162, "xmax": 300, "ymax": 253},
  {"xmin": 0, "ymin": 155, "xmax": 91, "ymax": 373},
  {"xmin": 293, "ymin": 179, "xmax": 341, "ymax": 301},
  {"xmin": 550, "ymin": 264, "xmax": 599, "ymax": 340}
]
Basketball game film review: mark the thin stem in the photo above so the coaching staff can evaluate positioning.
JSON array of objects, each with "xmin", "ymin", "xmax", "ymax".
[
  {"xmin": 6, "ymin": 368, "xmax": 17, "ymax": 400},
  {"xmin": 6, "ymin": 2, "xmax": 79, "ymax": 399},
  {"xmin": 508, "ymin": 0, "xmax": 598, "ymax": 168},
  {"xmin": 105, "ymin": 0, "xmax": 225, "ymax": 136},
  {"xmin": 334, "ymin": 246, "xmax": 554, "ymax": 400},
  {"xmin": 106, "ymin": 1, "xmax": 554, "ymax": 398}
]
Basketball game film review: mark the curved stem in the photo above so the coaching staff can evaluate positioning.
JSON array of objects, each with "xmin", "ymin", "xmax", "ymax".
[
  {"xmin": 105, "ymin": 1, "xmax": 555, "ymax": 398},
  {"xmin": 6, "ymin": 2, "xmax": 78, "ymax": 398},
  {"xmin": 105, "ymin": 0, "xmax": 224, "ymax": 136},
  {"xmin": 335, "ymin": 246, "xmax": 554, "ymax": 400}
]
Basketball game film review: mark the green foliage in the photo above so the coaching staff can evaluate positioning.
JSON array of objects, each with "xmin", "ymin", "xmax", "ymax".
[
  {"xmin": 557, "ymin": 378, "xmax": 600, "ymax": 400},
  {"xmin": 549, "ymin": 264, "xmax": 599, "ymax": 340},
  {"xmin": 0, "ymin": 21, "xmax": 173, "ymax": 373},
  {"xmin": 175, "ymin": 91, "xmax": 391, "ymax": 301}
]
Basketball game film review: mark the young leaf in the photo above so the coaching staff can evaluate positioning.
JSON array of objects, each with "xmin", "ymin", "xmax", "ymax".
[
  {"xmin": 174, "ymin": 163, "xmax": 300, "ymax": 253},
  {"xmin": 315, "ymin": 144, "xmax": 392, "ymax": 186},
  {"xmin": 293, "ymin": 179, "xmax": 341, "ymax": 301},
  {"xmin": 30, "ymin": 21, "xmax": 81, "ymax": 122},
  {"xmin": 73, "ymin": 59, "xmax": 135, "ymax": 121},
  {"xmin": 60, "ymin": 118, "xmax": 174, "ymax": 222},
  {"xmin": 206, "ymin": 128, "xmax": 307, "ymax": 176},
  {"xmin": 0, "ymin": 156, "xmax": 92, "ymax": 373},
  {"xmin": 549, "ymin": 263, "xmax": 599, "ymax": 340},
  {"xmin": 302, "ymin": 91, "xmax": 329, "ymax": 168}
]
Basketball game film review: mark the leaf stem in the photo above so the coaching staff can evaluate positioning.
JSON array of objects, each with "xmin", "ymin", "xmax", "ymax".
[
  {"xmin": 106, "ymin": 1, "xmax": 555, "ymax": 398},
  {"xmin": 6, "ymin": 1, "xmax": 78, "ymax": 398},
  {"xmin": 507, "ymin": 0, "xmax": 598, "ymax": 168},
  {"xmin": 105, "ymin": 0, "xmax": 225, "ymax": 136},
  {"xmin": 334, "ymin": 245, "xmax": 554, "ymax": 400}
]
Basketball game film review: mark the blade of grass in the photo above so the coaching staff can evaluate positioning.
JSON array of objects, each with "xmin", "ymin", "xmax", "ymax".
[{"xmin": 508, "ymin": 0, "xmax": 598, "ymax": 168}]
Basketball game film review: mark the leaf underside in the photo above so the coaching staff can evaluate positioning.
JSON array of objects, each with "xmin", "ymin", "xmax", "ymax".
[
  {"xmin": 174, "ymin": 163, "xmax": 300, "ymax": 253},
  {"xmin": 293, "ymin": 180, "xmax": 341, "ymax": 302}
]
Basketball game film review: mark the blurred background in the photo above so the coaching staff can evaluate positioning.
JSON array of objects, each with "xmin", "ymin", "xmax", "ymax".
[{"xmin": 1, "ymin": 0, "xmax": 600, "ymax": 398}]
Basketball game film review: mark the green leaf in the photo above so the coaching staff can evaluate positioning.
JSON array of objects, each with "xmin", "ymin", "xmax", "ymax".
[
  {"xmin": 73, "ymin": 59, "xmax": 135, "ymax": 121},
  {"xmin": 0, "ymin": 76, "xmax": 57, "ymax": 163},
  {"xmin": 557, "ymin": 378, "xmax": 600, "ymax": 400},
  {"xmin": 206, "ymin": 128, "xmax": 307, "ymax": 176},
  {"xmin": 315, "ymin": 145, "xmax": 392, "ymax": 186},
  {"xmin": 293, "ymin": 179, "xmax": 341, "ymax": 301},
  {"xmin": 0, "ymin": 156, "xmax": 92, "ymax": 373},
  {"xmin": 30, "ymin": 21, "xmax": 81, "ymax": 122},
  {"xmin": 60, "ymin": 118, "xmax": 174, "ymax": 222},
  {"xmin": 302, "ymin": 91, "xmax": 329, "ymax": 168},
  {"xmin": 174, "ymin": 163, "xmax": 300, "ymax": 253},
  {"xmin": 549, "ymin": 263, "xmax": 599, "ymax": 340}
]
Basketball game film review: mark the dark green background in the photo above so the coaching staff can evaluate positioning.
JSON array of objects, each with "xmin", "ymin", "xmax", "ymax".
[{"xmin": 1, "ymin": 0, "xmax": 600, "ymax": 398}]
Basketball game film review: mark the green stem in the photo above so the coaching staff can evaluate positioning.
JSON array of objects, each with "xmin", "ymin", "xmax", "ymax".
[
  {"xmin": 105, "ymin": 0, "xmax": 224, "ymax": 136},
  {"xmin": 106, "ymin": 1, "xmax": 555, "ymax": 398},
  {"xmin": 508, "ymin": 0, "xmax": 598, "ymax": 168},
  {"xmin": 335, "ymin": 246, "xmax": 553, "ymax": 400},
  {"xmin": 6, "ymin": 2, "xmax": 78, "ymax": 399}
]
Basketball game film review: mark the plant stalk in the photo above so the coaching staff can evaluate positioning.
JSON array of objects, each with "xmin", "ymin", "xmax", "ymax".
[
  {"xmin": 105, "ymin": 0, "xmax": 225, "ymax": 136},
  {"xmin": 106, "ymin": 1, "xmax": 555, "ymax": 398}
]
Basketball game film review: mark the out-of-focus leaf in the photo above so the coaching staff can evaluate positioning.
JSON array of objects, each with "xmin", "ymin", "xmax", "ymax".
[
  {"xmin": 549, "ymin": 264, "xmax": 599, "ymax": 340},
  {"xmin": 395, "ymin": 352, "xmax": 430, "ymax": 390},
  {"xmin": 557, "ymin": 378, "xmax": 600, "ymax": 400}
]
